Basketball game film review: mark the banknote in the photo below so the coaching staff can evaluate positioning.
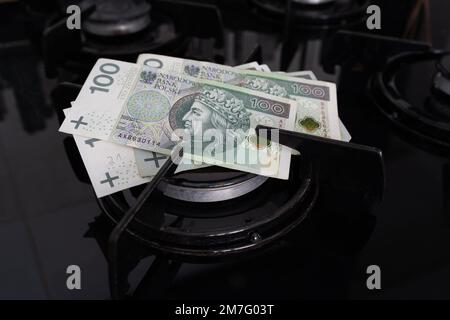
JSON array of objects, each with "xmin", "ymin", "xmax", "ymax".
[
  {"xmin": 242, "ymin": 68, "xmax": 350, "ymax": 139},
  {"xmin": 144, "ymin": 55, "xmax": 349, "ymax": 145},
  {"xmin": 59, "ymin": 59, "xmax": 297, "ymax": 179},
  {"xmin": 134, "ymin": 61, "xmax": 267, "ymax": 177},
  {"xmin": 257, "ymin": 68, "xmax": 351, "ymax": 141},
  {"xmin": 259, "ymin": 64, "xmax": 271, "ymax": 72},
  {"xmin": 137, "ymin": 53, "xmax": 341, "ymax": 140},
  {"xmin": 62, "ymin": 108, "xmax": 151, "ymax": 197},
  {"xmin": 287, "ymin": 71, "xmax": 316, "ymax": 80},
  {"xmin": 65, "ymin": 58, "xmax": 210, "ymax": 187},
  {"xmin": 233, "ymin": 61, "xmax": 260, "ymax": 70},
  {"xmin": 287, "ymin": 70, "xmax": 351, "ymax": 142},
  {"xmin": 137, "ymin": 54, "xmax": 342, "ymax": 175}
]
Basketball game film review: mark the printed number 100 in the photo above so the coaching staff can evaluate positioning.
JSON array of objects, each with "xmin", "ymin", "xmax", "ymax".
[{"xmin": 89, "ymin": 63, "xmax": 120, "ymax": 94}]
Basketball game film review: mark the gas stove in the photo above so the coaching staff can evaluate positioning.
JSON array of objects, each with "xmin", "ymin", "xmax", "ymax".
[{"xmin": 1, "ymin": 0, "xmax": 450, "ymax": 301}]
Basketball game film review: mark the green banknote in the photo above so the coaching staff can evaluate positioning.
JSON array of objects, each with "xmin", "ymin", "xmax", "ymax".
[
  {"xmin": 138, "ymin": 54, "xmax": 341, "ymax": 140},
  {"xmin": 59, "ymin": 59, "xmax": 297, "ymax": 179},
  {"xmin": 132, "ymin": 61, "xmax": 268, "ymax": 177}
]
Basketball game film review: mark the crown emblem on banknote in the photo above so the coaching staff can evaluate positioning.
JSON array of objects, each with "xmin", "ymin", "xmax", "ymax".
[
  {"xmin": 140, "ymin": 70, "xmax": 157, "ymax": 84},
  {"xmin": 184, "ymin": 64, "xmax": 201, "ymax": 77},
  {"xmin": 195, "ymin": 87, "xmax": 251, "ymax": 130},
  {"xmin": 299, "ymin": 117, "xmax": 320, "ymax": 132},
  {"xmin": 243, "ymin": 77, "xmax": 288, "ymax": 97}
]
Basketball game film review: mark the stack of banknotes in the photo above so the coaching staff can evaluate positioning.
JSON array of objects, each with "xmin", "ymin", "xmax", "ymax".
[{"xmin": 59, "ymin": 54, "xmax": 351, "ymax": 197}]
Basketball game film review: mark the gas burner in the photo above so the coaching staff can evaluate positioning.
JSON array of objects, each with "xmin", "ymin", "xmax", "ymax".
[
  {"xmin": 160, "ymin": 169, "xmax": 268, "ymax": 203},
  {"xmin": 43, "ymin": 2, "xmax": 190, "ymax": 79},
  {"xmin": 368, "ymin": 51, "xmax": 450, "ymax": 153},
  {"xmin": 294, "ymin": 0, "xmax": 336, "ymax": 4},
  {"xmin": 250, "ymin": 0, "xmax": 370, "ymax": 29},
  {"xmin": 81, "ymin": 10, "xmax": 186, "ymax": 60},
  {"xmin": 82, "ymin": 0, "xmax": 151, "ymax": 37},
  {"xmin": 52, "ymin": 78, "xmax": 383, "ymax": 260},
  {"xmin": 42, "ymin": 0, "xmax": 227, "ymax": 80},
  {"xmin": 100, "ymin": 158, "xmax": 317, "ymax": 258}
]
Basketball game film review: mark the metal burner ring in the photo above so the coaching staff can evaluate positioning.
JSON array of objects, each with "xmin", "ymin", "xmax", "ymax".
[{"xmin": 159, "ymin": 174, "xmax": 268, "ymax": 203}]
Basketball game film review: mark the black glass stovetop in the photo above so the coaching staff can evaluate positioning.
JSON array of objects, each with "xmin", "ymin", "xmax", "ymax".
[{"xmin": 1, "ymin": 0, "xmax": 450, "ymax": 299}]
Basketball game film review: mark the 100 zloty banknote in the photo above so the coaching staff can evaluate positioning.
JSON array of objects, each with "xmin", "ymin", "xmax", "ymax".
[{"xmin": 59, "ymin": 59, "xmax": 297, "ymax": 179}]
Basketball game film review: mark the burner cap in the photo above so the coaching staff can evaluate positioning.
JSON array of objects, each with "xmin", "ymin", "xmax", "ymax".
[{"xmin": 82, "ymin": 0, "xmax": 151, "ymax": 37}]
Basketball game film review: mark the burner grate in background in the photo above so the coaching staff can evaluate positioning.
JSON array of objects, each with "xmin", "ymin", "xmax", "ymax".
[
  {"xmin": 42, "ymin": 0, "xmax": 226, "ymax": 81},
  {"xmin": 250, "ymin": 0, "xmax": 370, "ymax": 29}
]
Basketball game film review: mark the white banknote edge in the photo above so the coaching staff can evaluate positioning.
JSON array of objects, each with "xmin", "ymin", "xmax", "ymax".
[
  {"xmin": 63, "ymin": 108, "xmax": 151, "ymax": 198},
  {"xmin": 234, "ymin": 61, "xmax": 259, "ymax": 70},
  {"xmin": 259, "ymin": 64, "xmax": 271, "ymax": 72}
]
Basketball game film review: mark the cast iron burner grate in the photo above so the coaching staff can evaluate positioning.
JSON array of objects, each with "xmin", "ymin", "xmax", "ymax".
[
  {"xmin": 368, "ymin": 51, "xmax": 450, "ymax": 153},
  {"xmin": 322, "ymin": 30, "xmax": 450, "ymax": 155},
  {"xmin": 52, "ymin": 81, "xmax": 383, "ymax": 299},
  {"xmin": 100, "ymin": 155, "xmax": 317, "ymax": 257}
]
